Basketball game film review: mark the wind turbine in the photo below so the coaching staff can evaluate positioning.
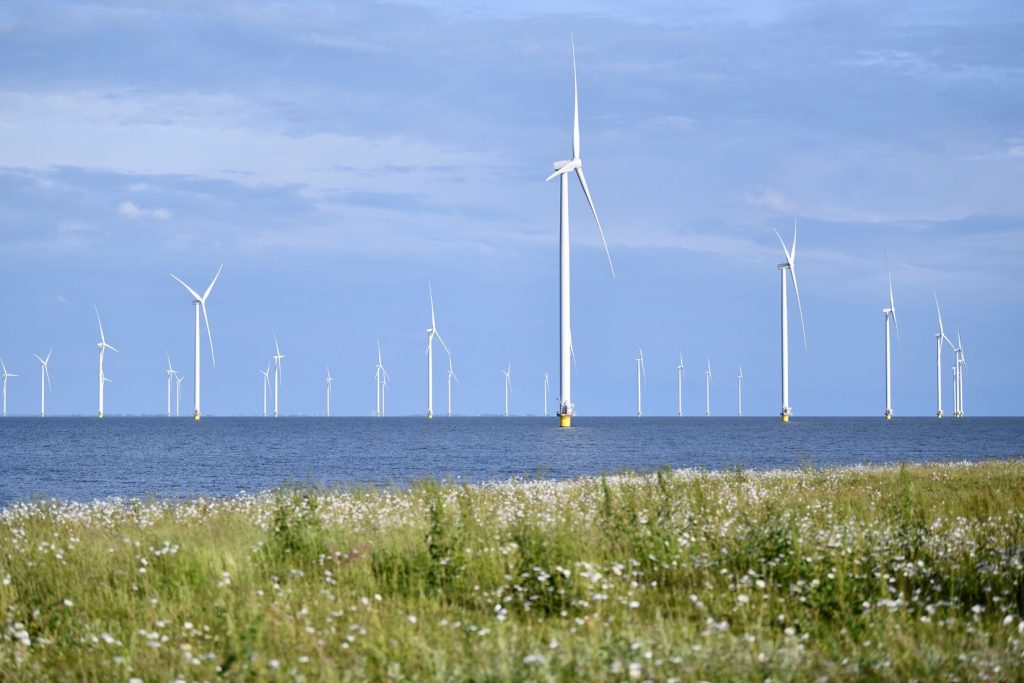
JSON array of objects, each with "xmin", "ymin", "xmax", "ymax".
[
  {"xmin": 546, "ymin": 36, "xmax": 616, "ymax": 428},
  {"xmin": 635, "ymin": 346, "xmax": 646, "ymax": 417},
  {"xmin": 95, "ymin": 308, "xmax": 118, "ymax": 419},
  {"xmin": 165, "ymin": 353, "xmax": 178, "ymax": 417},
  {"xmin": 676, "ymin": 353, "xmax": 684, "ymax": 417},
  {"xmin": 774, "ymin": 222, "xmax": 807, "ymax": 422},
  {"xmin": 543, "ymin": 372, "xmax": 550, "ymax": 417},
  {"xmin": 882, "ymin": 257, "xmax": 901, "ymax": 420},
  {"xmin": 174, "ymin": 373, "xmax": 183, "ymax": 417},
  {"xmin": 447, "ymin": 356, "xmax": 459, "ymax": 417},
  {"xmin": 737, "ymin": 366, "xmax": 744, "ymax": 417},
  {"xmin": 954, "ymin": 330, "xmax": 966, "ymax": 418},
  {"xmin": 325, "ymin": 365, "xmax": 333, "ymax": 417},
  {"xmin": 34, "ymin": 349, "xmax": 52, "ymax": 418},
  {"xmin": 1, "ymin": 358, "xmax": 17, "ymax": 417},
  {"xmin": 272, "ymin": 332, "xmax": 285, "ymax": 418},
  {"xmin": 374, "ymin": 340, "xmax": 390, "ymax": 417},
  {"xmin": 933, "ymin": 293, "xmax": 955, "ymax": 418},
  {"xmin": 259, "ymin": 362, "xmax": 271, "ymax": 417},
  {"xmin": 170, "ymin": 265, "xmax": 222, "ymax": 420},
  {"xmin": 426, "ymin": 284, "xmax": 451, "ymax": 419},
  {"xmin": 503, "ymin": 364, "xmax": 511, "ymax": 417},
  {"xmin": 705, "ymin": 356, "xmax": 712, "ymax": 417}
]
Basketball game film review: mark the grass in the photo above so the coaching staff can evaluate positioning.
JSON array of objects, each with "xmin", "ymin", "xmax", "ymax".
[{"xmin": 2, "ymin": 460, "xmax": 1024, "ymax": 681}]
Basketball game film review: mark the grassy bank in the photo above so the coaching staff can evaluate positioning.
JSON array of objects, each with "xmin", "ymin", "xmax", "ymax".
[{"xmin": 2, "ymin": 460, "xmax": 1024, "ymax": 681}]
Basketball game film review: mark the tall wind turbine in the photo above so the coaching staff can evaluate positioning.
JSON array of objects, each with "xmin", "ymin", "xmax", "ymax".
[
  {"xmin": 543, "ymin": 372, "xmax": 550, "ymax": 417},
  {"xmin": 705, "ymin": 356, "xmax": 712, "ymax": 417},
  {"xmin": 165, "ymin": 353, "xmax": 177, "ymax": 417},
  {"xmin": 374, "ymin": 340, "xmax": 390, "ymax": 417},
  {"xmin": 546, "ymin": 37, "xmax": 616, "ymax": 428},
  {"xmin": 1, "ymin": 358, "xmax": 17, "ymax": 417},
  {"xmin": 170, "ymin": 265, "xmax": 222, "ymax": 420},
  {"xmin": 447, "ymin": 356, "xmax": 459, "ymax": 417},
  {"xmin": 774, "ymin": 223, "xmax": 807, "ymax": 422},
  {"xmin": 954, "ymin": 331, "xmax": 966, "ymax": 418},
  {"xmin": 325, "ymin": 365, "xmax": 333, "ymax": 417},
  {"xmin": 933, "ymin": 293, "xmax": 954, "ymax": 418},
  {"xmin": 259, "ymin": 362, "xmax": 271, "ymax": 417},
  {"xmin": 174, "ymin": 373, "xmax": 183, "ymax": 417},
  {"xmin": 503, "ymin": 364, "xmax": 511, "ymax": 417},
  {"xmin": 882, "ymin": 257, "xmax": 900, "ymax": 420},
  {"xmin": 737, "ymin": 366, "xmax": 744, "ymax": 417},
  {"xmin": 272, "ymin": 332, "xmax": 284, "ymax": 418},
  {"xmin": 676, "ymin": 353, "xmax": 684, "ymax": 417},
  {"xmin": 34, "ymin": 349, "xmax": 52, "ymax": 418},
  {"xmin": 95, "ymin": 308, "xmax": 118, "ymax": 419},
  {"xmin": 426, "ymin": 284, "xmax": 451, "ymax": 419},
  {"xmin": 635, "ymin": 346, "xmax": 646, "ymax": 417}
]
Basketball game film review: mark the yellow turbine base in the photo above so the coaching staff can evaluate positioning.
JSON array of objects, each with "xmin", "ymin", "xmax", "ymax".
[
  {"xmin": 427, "ymin": 411, "xmax": 433, "ymax": 419},
  {"xmin": 194, "ymin": 413, "xmax": 201, "ymax": 421},
  {"xmin": 781, "ymin": 414, "xmax": 789, "ymax": 423},
  {"xmin": 559, "ymin": 414, "xmax": 572, "ymax": 428},
  {"xmin": 98, "ymin": 412, "xmax": 103, "ymax": 419}
]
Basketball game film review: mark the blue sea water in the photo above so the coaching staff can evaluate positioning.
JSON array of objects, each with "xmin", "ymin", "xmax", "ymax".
[{"xmin": 1, "ymin": 417, "xmax": 1022, "ymax": 505}]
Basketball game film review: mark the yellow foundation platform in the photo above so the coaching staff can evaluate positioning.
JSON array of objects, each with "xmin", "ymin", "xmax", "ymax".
[{"xmin": 559, "ymin": 414, "xmax": 572, "ymax": 428}]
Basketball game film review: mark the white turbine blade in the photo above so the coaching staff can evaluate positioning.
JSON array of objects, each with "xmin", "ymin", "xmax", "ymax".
[
  {"xmin": 202, "ymin": 264, "xmax": 223, "ymax": 301},
  {"xmin": 34, "ymin": 354, "xmax": 44, "ymax": 364},
  {"xmin": 934, "ymin": 291, "xmax": 945, "ymax": 337},
  {"xmin": 571, "ymin": 35, "xmax": 580, "ymax": 160},
  {"xmin": 789, "ymin": 219, "xmax": 798, "ymax": 263},
  {"xmin": 95, "ymin": 306, "xmax": 106, "ymax": 344},
  {"xmin": 44, "ymin": 363, "xmax": 52, "ymax": 390},
  {"xmin": 435, "ymin": 331, "xmax": 451, "ymax": 356},
  {"xmin": 46, "ymin": 348, "xmax": 52, "ymax": 364},
  {"xmin": 773, "ymin": 228, "xmax": 791, "ymax": 263},
  {"xmin": 575, "ymin": 167, "xmax": 615, "ymax": 278},
  {"xmin": 170, "ymin": 274, "xmax": 202, "ymax": 301},
  {"xmin": 201, "ymin": 302, "xmax": 216, "ymax": 366},
  {"xmin": 105, "ymin": 344, "xmax": 119, "ymax": 353},
  {"xmin": 429, "ymin": 283, "xmax": 436, "ymax": 330},
  {"xmin": 273, "ymin": 331, "xmax": 281, "ymax": 357},
  {"xmin": 789, "ymin": 266, "xmax": 808, "ymax": 350}
]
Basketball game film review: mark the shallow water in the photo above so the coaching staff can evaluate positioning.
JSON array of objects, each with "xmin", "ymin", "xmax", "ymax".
[{"xmin": 1, "ymin": 416, "xmax": 1022, "ymax": 504}]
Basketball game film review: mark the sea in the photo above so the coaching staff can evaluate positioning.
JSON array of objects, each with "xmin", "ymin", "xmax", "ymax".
[{"xmin": 1, "ymin": 417, "xmax": 1022, "ymax": 506}]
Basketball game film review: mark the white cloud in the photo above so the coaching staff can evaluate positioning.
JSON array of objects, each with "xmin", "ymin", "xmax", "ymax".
[
  {"xmin": 117, "ymin": 199, "xmax": 170, "ymax": 220},
  {"xmin": 745, "ymin": 187, "xmax": 797, "ymax": 214}
]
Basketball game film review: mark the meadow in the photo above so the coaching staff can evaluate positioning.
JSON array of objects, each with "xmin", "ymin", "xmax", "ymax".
[{"xmin": 2, "ymin": 460, "xmax": 1023, "ymax": 681}]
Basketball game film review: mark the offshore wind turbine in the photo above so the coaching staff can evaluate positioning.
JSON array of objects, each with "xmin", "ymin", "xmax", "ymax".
[
  {"xmin": 882, "ymin": 257, "xmax": 900, "ymax": 420},
  {"xmin": 546, "ymin": 36, "xmax": 616, "ymax": 428},
  {"xmin": 325, "ymin": 365, "xmax": 333, "ymax": 417},
  {"xmin": 954, "ymin": 331, "xmax": 966, "ymax": 418},
  {"xmin": 676, "ymin": 353, "xmax": 684, "ymax": 417},
  {"xmin": 635, "ymin": 346, "xmax": 646, "ymax": 417},
  {"xmin": 543, "ymin": 372, "xmax": 550, "ymax": 417},
  {"xmin": 259, "ymin": 362, "xmax": 271, "ymax": 417},
  {"xmin": 272, "ymin": 333, "xmax": 284, "ymax": 418},
  {"xmin": 1, "ymin": 358, "xmax": 17, "ymax": 417},
  {"xmin": 170, "ymin": 265, "xmax": 222, "ymax": 420},
  {"xmin": 737, "ymin": 366, "xmax": 744, "ymax": 417},
  {"xmin": 447, "ymin": 356, "xmax": 459, "ymax": 417},
  {"xmin": 425, "ymin": 284, "xmax": 451, "ymax": 419},
  {"xmin": 174, "ymin": 373, "xmax": 183, "ymax": 417},
  {"xmin": 503, "ymin": 364, "xmax": 511, "ymax": 417},
  {"xmin": 165, "ymin": 353, "xmax": 178, "ymax": 417},
  {"xmin": 95, "ymin": 308, "xmax": 118, "ymax": 418},
  {"xmin": 774, "ymin": 223, "xmax": 807, "ymax": 422},
  {"xmin": 933, "ymin": 293, "xmax": 954, "ymax": 418},
  {"xmin": 374, "ymin": 340, "xmax": 390, "ymax": 417},
  {"xmin": 704, "ymin": 357, "xmax": 712, "ymax": 416},
  {"xmin": 34, "ymin": 349, "xmax": 52, "ymax": 417}
]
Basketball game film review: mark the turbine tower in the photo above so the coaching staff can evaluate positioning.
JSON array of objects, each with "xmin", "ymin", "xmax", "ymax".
[
  {"xmin": 259, "ymin": 362, "xmax": 270, "ymax": 417},
  {"xmin": 737, "ymin": 366, "xmax": 743, "ymax": 417},
  {"xmin": 447, "ymin": 356, "xmax": 459, "ymax": 417},
  {"xmin": 882, "ymin": 258, "xmax": 900, "ymax": 420},
  {"xmin": 933, "ymin": 293, "xmax": 954, "ymax": 418},
  {"xmin": 1, "ymin": 358, "xmax": 17, "ymax": 417},
  {"xmin": 774, "ymin": 223, "xmax": 807, "ymax": 422},
  {"xmin": 95, "ymin": 308, "xmax": 118, "ymax": 419},
  {"xmin": 174, "ymin": 373, "xmax": 183, "ymax": 417},
  {"xmin": 272, "ymin": 332, "xmax": 284, "ymax": 418},
  {"xmin": 325, "ymin": 365, "xmax": 333, "ymax": 417},
  {"xmin": 503, "ymin": 364, "xmax": 511, "ymax": 417},
  {"xmin": 165, "ymin": 353, "xmax": 178, "ymax": 417},
  {"xmin": 426, "ymin": 284, "xmax": 451, "ymax": 419},
  {"xmin": 34, "ymin": 349, "xmax": 52, "ymax": 418},
  {"xmin": 374, "ymin": 340, "xmax": 390, "ymax": 417},
  {"xmin": 543, "ymin": 372, "xmax": 550, "ymax": 417},
  {"xmin": 676, "ymin": 353, "xmax": 684, "ymax": 417},
  {"xmin": 954, "ymin": 331, "xmax": 966, "ymax": 418},
  {"xmin": 705, "ymin": 356, "xmax": 712, "ymax": 417},
  {"xmin": 635, "ymin": 346, "xmax": 646, "ymax": 417},
  {"xmin": 546, "ymin": 37, "xmax": 616, "ymax": 428},
  {"xmin": 170, "ymin": 265, "xmax": 222, "ymax": 420}
]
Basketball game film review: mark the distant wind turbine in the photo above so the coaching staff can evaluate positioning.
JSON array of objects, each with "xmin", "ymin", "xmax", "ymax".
[
  {"xmin": 933, "ymin": 293, "xmax": 955, "ymax": 418},
  {"xmin": 503, "ymin": 364, "xmax": 511, "ymax": 417},
  {"xmin": 95, "ymin": 307, "xmax": 118, "ymax": 419},
  {"xmin": 325, "ymin": 365, "xmax": 333, "ymax": 417},
  {"xmin": 546, "ymin": 36, "xmax": 616, "ymax": 428},
  {"xmin": 635, "ymin": 346, "xmax": 646, "ymax": 417},
  {"xmin": 737, "ymin": 366, "xmax": 743, "ymax": 417},
  {"xmin": 676, "ymin": 353, "xmax": 684, "ymax": 417},
  {"xmin": 774, "ymin": 222, "xmax": 807, "ymax": 422},
  {"xmin": 272, "ymin": 332, "xmax": 284, "ymax": 418},
  {"xmin": 954, "ymin": 330, "xmax": 966, "ymax": 418},
  {"xmin": 170, "ymin": 265, "xmax": 222, "ymax": 420},
  {"xmin": 174, "ymin": 373, "xmax": 183, "ymax": 417},
  {"xmin": 705, "ymin": 356, "xmax": 712, "ymax": 417},
  {"xmin": 259, "ymin": 362, "xmax": 271, "ymax": 417},
  {"xmin": 374, "ymin": 340, "xmax": 390, "ymax": 417},
  {"xmin": 543, "ymin": 372, "xmax": 550, "ymax": 417},
  {"xmin": 34, "ymin": 349, "xmax": 52, "ymax": 418},
  {"xmin": 447, "ymin": 356, "xmax": 459, "ymax": 417},
  {"xmin": 1, "ymin": 358, "xmax": 17, "ymax": 417},
  {"xmin": 426, "ymin": 284, "xmax": 450, "ymax": 419},
  {"xmin": 882, "ymin": 255, "xmax": 900, "ymax": 420},
  {"xmin": 165, "ymin": 353, "xmax": 178, "ymax": 417}
]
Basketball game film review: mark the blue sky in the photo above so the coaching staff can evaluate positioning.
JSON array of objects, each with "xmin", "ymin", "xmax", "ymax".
[{"xmin": 0, "ymin": 0, "xmax": 1022, "ymax": 416}]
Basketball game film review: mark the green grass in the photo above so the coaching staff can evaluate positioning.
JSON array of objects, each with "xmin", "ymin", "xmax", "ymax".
[{"xmin": 2, "ymin": 460, "xmax": 1024, "ymax": 681}]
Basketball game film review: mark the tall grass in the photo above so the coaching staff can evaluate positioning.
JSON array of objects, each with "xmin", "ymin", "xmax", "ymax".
[{"xmin": 2, "ymin": 460, "xmax": 1023, "ymax": 680}]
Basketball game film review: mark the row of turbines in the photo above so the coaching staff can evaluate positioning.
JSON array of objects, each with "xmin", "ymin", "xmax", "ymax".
[{"xmin": 0, "ymin": 39, "xmax": 971, "ymax": 423}]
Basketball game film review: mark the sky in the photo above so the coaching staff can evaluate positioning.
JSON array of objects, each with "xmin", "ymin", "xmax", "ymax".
[{"xmin": 0, "ymin": 0, "xmax": 1022, "ymax": 417}]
